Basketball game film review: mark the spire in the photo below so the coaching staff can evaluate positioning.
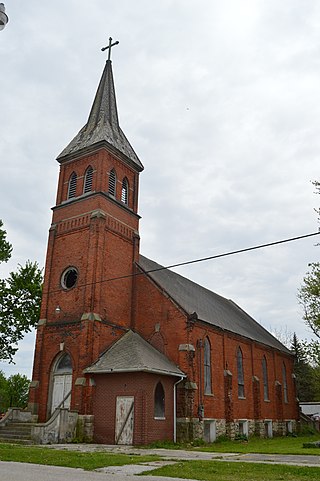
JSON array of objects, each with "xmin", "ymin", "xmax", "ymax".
[{"xmin": 57, "ymin": 59, "xmax": 143, "ymax": 171}]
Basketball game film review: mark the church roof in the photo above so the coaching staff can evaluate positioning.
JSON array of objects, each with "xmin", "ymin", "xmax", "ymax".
[
  {"xmin": 84, "ymin": 330, "xmax": 185, "ymax": 377},
  {"xmin": 138, "ymin": 255, "xmax": 291, "ymax": 354},
  {"xmin": 57, "ymin": 60, "xmax": 143, "ymax": 171}
]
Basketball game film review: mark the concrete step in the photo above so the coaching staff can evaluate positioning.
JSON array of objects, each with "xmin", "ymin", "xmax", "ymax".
[
  {"xmin": 0, "ymin": 437, "xmax": 34, "ymax": 445},
  {"xmin": 0, "ymin": 422, "xmax": 36, "ymax": 443}
]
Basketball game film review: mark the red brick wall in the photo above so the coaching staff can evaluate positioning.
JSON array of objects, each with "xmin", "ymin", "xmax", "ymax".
[
  {"xmin": 56, "ymin": 149, "xmax": 138, "ymax": 212},
  {"xmin": 29, "ymin": 320, "xmax": 127, "ymax": 421},
  {"xmin": 30, "ymin": 146, "xmax": 141, "ymax": 420},
  {"xmin": 91, "ymin": 372, "xmax": 176, "ymax": 445},
  {"xmin": 134, "ymin": 271, "xmax": 299, "ymax": 424},
  {"xmin": 30, "ymin": 140, "xmax": 298, "ymax": 433}
]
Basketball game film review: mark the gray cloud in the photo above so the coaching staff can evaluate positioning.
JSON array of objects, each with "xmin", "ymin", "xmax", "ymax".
[{"xmin": 0, "ymin": 0, "xmax": 319, "ymax": 376}]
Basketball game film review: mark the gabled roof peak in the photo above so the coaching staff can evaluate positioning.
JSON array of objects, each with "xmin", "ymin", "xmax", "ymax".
[
  {"xmin": 57, "ymin": 59, "xmax": 143, "ymax": 171},
  {"xmin": 85, "ymin": 330, "xmax": 185, "ymax": 377}
]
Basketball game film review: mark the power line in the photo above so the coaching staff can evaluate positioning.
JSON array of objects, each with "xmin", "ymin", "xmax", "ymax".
[
  {"xmin": 44, "ymin": 230, "xmax": 319, "ymax": 295},
  {"xmin": 106, "ymin": 231, "xmax": 320, "ymax": 282}
]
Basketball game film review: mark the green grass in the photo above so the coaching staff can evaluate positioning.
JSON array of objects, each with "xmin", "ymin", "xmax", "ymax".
[
  {"xmin": 148, "ymin": 434, "xmax": 320, "ymax": 455},
  {"xmin": 145, "ymin": 460, "xmax": 320, "ymax": 481},
  {"xmin": 1, "ymin": 439, "xmax": 320, "ymax": 480},
  {"xmin": 0, "ymin": 443, "xmax": 159, "ymax": 470},
  {"xmin": 199, "ymin": 435, "xmax": 320, "ymax": 455}
]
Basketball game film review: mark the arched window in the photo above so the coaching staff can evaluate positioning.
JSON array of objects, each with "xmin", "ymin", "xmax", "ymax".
[
  {"xmin": 83, "ymin": 166, "xmax": 93, "ymax": 193},
  {"xmin": 68, "ymin": 172, "xmax": 77, "ymax": 199},
  {"xmin": 282, "ymin": 362, "xmax": 288, "ymax": 403},
  {"xmin": 55, "ymin": 353, "xmax": 72, "ymax": 374},
  {"xmin": 121, "ymin": 177, "xmax": 129, "ymax": 205},
  {"xmin": 204, "ymin": 337, "xmax": 212, "ymax": 394},
  {"xmin": 154, "ymin": 382, "xmax": 165, "ymax": 418},
  {"xmin": 262, "ymin": 356, "xmax": 269, "ymax": 401},
  {"xmin": 108, "ymin": 169, "xmax": 116, "ymax": 196},
  {"xmin": 237, "ymin": 347, "xmax": 245, "ymax": 398}
]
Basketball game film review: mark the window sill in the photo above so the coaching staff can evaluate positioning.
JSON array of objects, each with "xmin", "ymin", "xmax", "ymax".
[
  {"xmin": 264, "ymin": 399, "xmax": 270, "ymax": 403},
  {"xmin": 154, "ymin": 417, "xmax": 166, "ymax": 421},
  {"xmin": 204, "ymin": 393, "xmax": 214, "ymax": 397},
  {"xmin": 238, "ymin": 396, "xmax": 246, "ymax": 400}
]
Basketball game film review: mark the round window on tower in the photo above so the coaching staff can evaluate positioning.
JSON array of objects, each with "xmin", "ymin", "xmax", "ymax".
[{"xmin": 61, "ymin": 267, "xmax": 78, "ymax": 290}]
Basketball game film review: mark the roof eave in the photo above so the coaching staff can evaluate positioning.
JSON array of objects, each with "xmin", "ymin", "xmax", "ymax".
[
  {"xmin": 57, "ymin": 140, "xmax": 144, "ymax": 172},
  {"xmin": 84, "ymin": 367, "xmax": 186, "ymax": 377}
]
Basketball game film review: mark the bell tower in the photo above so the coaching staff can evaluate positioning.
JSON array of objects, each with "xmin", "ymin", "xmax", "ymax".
[{"xmin": 29, "ymin": 40, "xmax": 144, "ymax": 420}]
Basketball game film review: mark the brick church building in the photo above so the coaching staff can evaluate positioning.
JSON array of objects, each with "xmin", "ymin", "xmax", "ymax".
[{"xmin": 28, "ymin": 46, "xmax": 299, "ymax": 444}]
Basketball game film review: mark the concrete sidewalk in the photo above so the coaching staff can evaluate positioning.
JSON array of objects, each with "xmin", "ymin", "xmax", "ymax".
[
  {"xmin": 2, "ymin": 445, "xmax": 319, "ymax": 481},
  {"xmin": 45, "ymin": 443, "xmax": 320, "ymax": 468}
]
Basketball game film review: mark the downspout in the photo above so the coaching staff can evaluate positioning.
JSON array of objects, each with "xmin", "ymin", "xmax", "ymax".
[{"xmin": 173, "ymin": 375, "xmax": 185, "ymax": 443}]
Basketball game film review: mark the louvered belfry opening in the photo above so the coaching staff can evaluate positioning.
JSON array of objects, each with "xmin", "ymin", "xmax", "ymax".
[
  {"xmin": 84, "ymin": 166, "xmax": 93, "ymax": 193},
  {"xmin": 121, "ymin": 177, "xmax": 128, "ymax": 204},
  {"xmin": 109, "ymin": 169, "xmax": 116, "ymax": 196},
  {"xmin": 68, "ymin": 172, "xmax": 77, "ymax": 199}
]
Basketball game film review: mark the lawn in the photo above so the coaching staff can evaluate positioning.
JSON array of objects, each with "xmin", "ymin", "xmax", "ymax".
[
  {"xmin": 0, "ymin": 443, "xmax": 159, "ymax": 470},
  {"xmin": 198, "ymin": 434, "xmax": 320, "ymax": 455},
  {"xmin": 146, "ymin": 460, "xmax": 320, "ymax": 481},
  {"xmin": 149, "ymin": 433, "xmax": 320, "ymax": 455},
  {"xmin": 0, "ymin": 436, "xmax": 320, "ymax": 481}
]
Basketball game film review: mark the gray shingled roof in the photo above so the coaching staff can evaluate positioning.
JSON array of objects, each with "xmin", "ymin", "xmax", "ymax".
[
  {"xmin": 85, "ymin": 330, "xmax": 185, "ymax": 377},
  {"xmin": 138, "ymin": 255, "xmax": 290, "ymax": 354},
  {"xmin": 57, "ymin": 60, "xmax": 143, "ymax": 171}
]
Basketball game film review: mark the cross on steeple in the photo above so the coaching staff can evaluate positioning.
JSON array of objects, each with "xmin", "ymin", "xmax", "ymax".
[{"xmin": 101, "ymin": 37, "xmax": 119, "ymax": 61}]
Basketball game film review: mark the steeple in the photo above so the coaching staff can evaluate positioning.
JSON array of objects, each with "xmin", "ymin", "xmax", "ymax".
[{"xmin": 57, "ymin": 59, "xmax": 143, "ymax": 172}]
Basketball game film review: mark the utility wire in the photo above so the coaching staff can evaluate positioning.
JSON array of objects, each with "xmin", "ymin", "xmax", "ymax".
[
  {"xmin": 106, "ymin": 231, "xmax": 320, "ymax": 282},
  {"xmin": 45, "ymin": 231, "xmax": 319, "ymax": 295}
]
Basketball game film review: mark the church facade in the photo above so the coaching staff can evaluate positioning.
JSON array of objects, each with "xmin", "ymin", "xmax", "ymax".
[{"xmin": 28, "ymin": 51, "xmax": 298, "ymax": 445}]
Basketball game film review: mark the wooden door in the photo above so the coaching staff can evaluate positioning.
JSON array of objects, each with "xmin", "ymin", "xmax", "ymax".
[
  {"xmin": 51, "ymin": 374, "xmax": 72, "ymax": 414},
  {"xmin": 115, "ymin": 396, "xmax": 134, "ymax": 445}
]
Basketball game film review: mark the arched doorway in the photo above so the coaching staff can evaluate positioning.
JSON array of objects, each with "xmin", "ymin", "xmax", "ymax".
[{"xmin": 50, "ymin": 353, "xmax": 72, "ymax": 415}]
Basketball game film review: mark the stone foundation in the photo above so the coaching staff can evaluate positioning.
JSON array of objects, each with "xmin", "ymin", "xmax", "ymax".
[
  {"xmin": 176, "ymin": 417, "xmax": 297, "ymax": 443},
  {"xmin": 76, "ymin": 414, "xmax": 94, "ymax": 442}
]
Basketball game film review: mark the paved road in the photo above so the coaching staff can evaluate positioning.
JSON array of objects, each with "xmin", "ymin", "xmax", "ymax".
[{"xmin": 0, "ymin": 461, "xmax": 198, "ymax": 481}]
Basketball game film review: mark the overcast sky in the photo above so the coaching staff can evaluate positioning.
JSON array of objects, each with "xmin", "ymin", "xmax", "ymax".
[{"xmin": 0, "ymin": 0, "xmax": 319, "ymax": 378}]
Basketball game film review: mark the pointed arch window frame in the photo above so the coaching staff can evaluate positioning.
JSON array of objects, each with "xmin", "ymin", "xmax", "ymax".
[
  {"xmin": 204, "ymin": 337, "xmax": 212, "ymax": 395},
  {"xmin": 262, "ymin": 355, "xmax": 269, "ymax": 401},
  {"xmin": 108, "ymin": 168, "xmax": 117, "ymax": 197},
  {"xmin": 54, "ymin": 352, "xmax": 73, "ymax": 375},
  {"xmin": 154, "ymin": 381, "xmax": 165, "ymax": 419},
  {"xmin": 237, "ymin": 347, "xmax": 245, "ymax": 399},
  {"xmin": 83, "ymin": 166, "xmax": 94, "ymax": 194},
  {"xmin": 67, "ymin": 172, "xmax": 77, "ymax": 199},
  {"xmin": 121, "ymin": 177, "xmax": 129, "ymax": 205}
]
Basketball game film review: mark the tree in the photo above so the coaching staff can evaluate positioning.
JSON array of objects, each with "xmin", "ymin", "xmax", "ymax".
[
  {"xmin": 6, "ymin": 374, "xmax": 30, "ymax": 408},
  {"xmin": 0, "ymin": 371, "xmax": 30, "ymax": 412},
  {"xmin": 0, "ymin": 220, "xmax": 12, "ymax": 263},
  {"xmin": 295, "ymin": 181, "xmax": 320, "ymax": 400},
  {"xmin": 297, "ymin": 181, "xmax": 320, "ymax": 338},
  {"xmin": 291, "ymin": 333, "xmax": 318, "ymax": 401},
  {"xmin": 0, "ymin": 220, "xmax": 42, "ymax": 362},
  {"xmin": 298, "ymin": 262, "xmax": 320, "ymax": 339},
  {"xmin": 313, "ymin": 180, "xmax": 320, "ymax": 224},
  {"xmin": 0, "ymin": 370, "xmax": 9, "ymax": 412}
]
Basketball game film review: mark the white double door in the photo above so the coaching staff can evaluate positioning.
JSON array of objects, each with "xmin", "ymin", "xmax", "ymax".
[{"xmin": 51, "ymin": 374, "xmax": 72, "ymax": 415}]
